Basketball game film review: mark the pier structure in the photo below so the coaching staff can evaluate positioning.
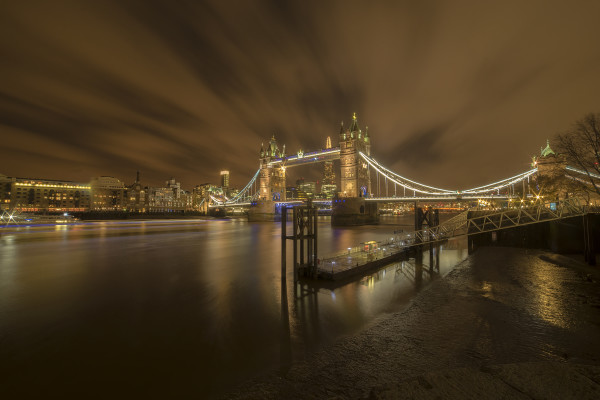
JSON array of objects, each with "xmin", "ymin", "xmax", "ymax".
[
  {"xmin": 281, "ymin": 200, "xmax": 318, "ymax": 279},
  {"xmin": 315, "ymin": 197, "xmax": 596, "ymax": 281}
]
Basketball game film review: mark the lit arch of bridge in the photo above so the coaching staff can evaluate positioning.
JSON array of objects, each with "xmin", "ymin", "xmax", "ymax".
[{"xmin": 209, "ymin": 169, "xmax": 261, "ymax": 206}]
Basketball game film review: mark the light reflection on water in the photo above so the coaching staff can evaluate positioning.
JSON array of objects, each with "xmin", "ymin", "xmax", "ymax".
[
  {"xmin": 289, "ymin": 239, "xmax": 469, "ymax": 353},
  {"xmin": 527, "ymin": 258, "xmax": 572, "ymax": 329},
  {"xmin": 0, "ymin": 215, "xmax": 467, "ymax": 397}
]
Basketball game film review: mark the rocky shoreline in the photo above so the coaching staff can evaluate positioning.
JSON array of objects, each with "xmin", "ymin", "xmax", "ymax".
[{"xmin": 225, "ymin": 247, "xmax": 600, "ymax": 399}]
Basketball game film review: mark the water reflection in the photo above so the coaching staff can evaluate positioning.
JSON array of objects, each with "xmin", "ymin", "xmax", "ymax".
[
  {"xmin": 528, "ymin": 258, "xmax": 571, "ymax": 329},
  {"xmin": 280, "ymin": 269, "xmax": 292, "ymax": 376},
  {"xmin": 0, "ymin": 215, "xmax": 468, "ymax": 397},
  {"xmin": 287, "ymin": 234, "xmax": 467, "ymax": 357}
]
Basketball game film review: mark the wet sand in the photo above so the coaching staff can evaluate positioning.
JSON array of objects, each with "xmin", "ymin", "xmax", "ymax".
[{"xmin": 225, "ymin": 247, "xmax": 600, "ymax": 399}]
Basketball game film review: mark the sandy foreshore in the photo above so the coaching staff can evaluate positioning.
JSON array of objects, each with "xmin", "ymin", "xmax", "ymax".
[{"xmin": 225, "ymin": 247, "xmax": 600, "ymax": 399}]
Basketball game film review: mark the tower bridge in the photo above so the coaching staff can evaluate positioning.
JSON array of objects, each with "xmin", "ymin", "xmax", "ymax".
[{"xmin": 208, "ymin": 113, "xmax": 598, "ymax": 225}]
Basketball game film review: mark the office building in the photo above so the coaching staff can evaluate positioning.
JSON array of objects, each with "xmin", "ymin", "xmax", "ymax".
[{"xmin": 220, "ymin": 170, "xmax": 230, "ymax": 189}]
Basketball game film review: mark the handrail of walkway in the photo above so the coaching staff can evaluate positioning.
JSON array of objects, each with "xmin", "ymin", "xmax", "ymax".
[{"xmin": 318, "ymin": 198, "xmax": 591, "ymax": 274}]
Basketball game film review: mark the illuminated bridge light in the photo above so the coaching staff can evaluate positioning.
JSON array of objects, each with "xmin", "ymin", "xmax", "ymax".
[{"xmin": 228, "ymin": 144, "xmax": 548, "ymax": 208}]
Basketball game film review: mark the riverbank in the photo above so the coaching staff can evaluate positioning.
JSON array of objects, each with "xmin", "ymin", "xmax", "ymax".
[
  {"xmin": 70, "ymin": 211, "xmax": 209, "ymax": 220},
  {"xmin": 224, "ymin": 247, "xmax": 600, "ymax": 399}
]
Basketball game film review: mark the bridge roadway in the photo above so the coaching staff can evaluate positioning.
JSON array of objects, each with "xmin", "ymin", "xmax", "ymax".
[
  {"xmin": 209, "ymin": 199, "xmax": 332, "ymax": 208},
  {"xmin": 209, "ymin": 195, "xmax": 519, "ymax": 208},
  {"xmin": 364, "ymin": 194, "xmax": 515, "ymax": 202}
]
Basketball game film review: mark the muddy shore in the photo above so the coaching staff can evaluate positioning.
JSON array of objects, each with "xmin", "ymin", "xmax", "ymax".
[{"xmin": 225, "ymin": 247, "xmax": 600, "ymax": 399}]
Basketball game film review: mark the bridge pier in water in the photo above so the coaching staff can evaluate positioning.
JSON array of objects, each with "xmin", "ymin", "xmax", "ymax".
[
  {"xmin": 248, "ymin": 200, "xmax": 281, "ymax": 222},
  {"xmin": 331, "ymin": 197, "xmax": 378, "ymax": 226}
]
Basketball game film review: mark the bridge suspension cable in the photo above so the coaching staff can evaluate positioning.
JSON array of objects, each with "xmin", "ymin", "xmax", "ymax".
[
  {"xmin": 566, "ymin": 165, "xmax": 600, "ymax": 180},
  {"xmin": 359, "ymin": 152, "xmax": 457, "ymax": 195},
  {"xmin": 361, "ymin": 152, "xmax": 538, "ymax": 197},
  {"xmin": 225, "ymin": 168, "xmax": 260, "ymax": 204},
  {"xmin": 210, "ymin": 194, "xmax": 225, "ymax": 205},
  {"xmin": 460, "ymin": 169, "xmax": 538, "ymax": 194}
]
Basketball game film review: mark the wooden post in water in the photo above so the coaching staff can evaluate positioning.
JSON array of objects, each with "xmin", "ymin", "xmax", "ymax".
[
  {"xmin": 304, "ymin": 199, "xmax": 318, "ymax": 278},
  {"xmin": 307, "ymin": 200, "xmax": 313, "ymax": 270},
  {"xmin": 313, "ymin": 204, "xmax": 318, "ymax": 276},
  {"xmin": 436, "ymin": 243, "xmax": 440, "ymax": 273},
  {"xmin": 281, "ymin": 206, "xmax": 287, "ymax": 276},
  {"xmin": 279, "ymin": 206, "xmax": 292, "ymax": 374},
  {"xmin": 288, "ymin": 202, "xmax": 318, "ymax": 278},
  {"xmin": 429, "ymin": 208, "xmax": 439, "ymax": 271},
  {"xmin": 429, "ymin": 242, "xmax": 434, "ymax": 272},
  {"xmin": 292, "ymin": 206, "xmax": 298, "ymax": 278},
  {"xmin": 299, "ymin": 207, "xmax": 305, "ymax": 269},
  {"xmin": 414, "ymin": 206, "xmax": 440, "ymax": 271},
  {"xmin": 414, "ymin": 202, "xmax": 421, "ymax": 233}
]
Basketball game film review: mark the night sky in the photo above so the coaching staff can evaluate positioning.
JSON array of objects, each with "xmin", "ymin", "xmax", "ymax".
[{"xmin": 2, "ymin": 0, "xmax": 600, "ymax": 190}]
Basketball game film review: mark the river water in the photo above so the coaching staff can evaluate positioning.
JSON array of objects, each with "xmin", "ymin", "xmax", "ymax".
[{"xmin": 0, "ymin": 215, "xmax": 467, "ymax": 398}]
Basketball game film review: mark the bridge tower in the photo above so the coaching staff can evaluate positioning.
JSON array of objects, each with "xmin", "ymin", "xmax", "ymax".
[
  {"xmin": 339, "ymin": 113, "xmax": 371, "ymax": 197},
  {"xmin": 333, "ymin": 113, "xmax": 378, "ymax": 226},
  {"xmin": 250, "ymin": 136, "xmax": 286, "ymax": 221},
  {"xmin": 258, "ymin": 135, "xmax": 286, "ymax": 201},
  {"xmin": 533, "ymin": 139, "xmax": 568, "ymax": 199}
]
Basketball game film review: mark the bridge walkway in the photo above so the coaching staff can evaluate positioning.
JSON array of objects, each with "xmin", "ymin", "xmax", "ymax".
[{"xmin": 317, "ymin": 198, "xmax": 588, "ymax": 280}]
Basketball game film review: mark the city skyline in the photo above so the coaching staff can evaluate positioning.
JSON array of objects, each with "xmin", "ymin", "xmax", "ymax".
[
  {"xmin": 2, "ymin": 2, "xmax": 600, "ymax": 398},
  {"xmin": 2, "ymin": 1, "xmax": 600, "ymax": 189},
  {"xmin": 0, "ymin": 109, "xmax": 588, "ymax": 196},
  {"xmin": 0, "ymin": 158, "xmax": 335, "ymax": 193}
]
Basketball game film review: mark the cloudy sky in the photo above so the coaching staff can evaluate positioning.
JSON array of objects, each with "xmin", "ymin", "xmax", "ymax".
[{"xmin": 2, "ymin": 0, "xmax": 600, "ymax": 190}]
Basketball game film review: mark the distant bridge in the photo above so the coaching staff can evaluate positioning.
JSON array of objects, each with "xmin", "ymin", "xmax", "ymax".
[{"xmin": 208, "ymin": 114, "xmax": 598, "ymax": 211}]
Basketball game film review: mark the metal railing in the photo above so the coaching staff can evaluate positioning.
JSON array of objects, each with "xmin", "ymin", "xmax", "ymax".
[
  {"xmin": 319, "ymin": 239, "xmax": 408, "ymax": 274},
  {"xmin": 466, "ymin": 197, "xmax": 586, "ymax": 234},
  {"xmin": 318, "ymin": 198, "xmax": 590, "ymax": 275},
  {"xmin": 400, "ymin": 197, "xmax": 587, "ymax": 245}
]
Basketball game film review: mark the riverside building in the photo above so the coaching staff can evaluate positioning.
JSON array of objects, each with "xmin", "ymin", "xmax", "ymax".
[
  {"xmin": 146, "ymin": 178, "xmax": 192, "ymax": 212},
  {"xmin": 0, "ymin": 172, "xmax": 238, "ymax": 214},
  {"xmin": 90, "ymin": 176, "xmax": 127, "ymax": 211},
  {"xmin": 127, "ymin": 171, "xmax": 146, "ymax": 212},
  {"xmin": 0, "ymin": 174, "xmax": 91, "ymax": 212}
]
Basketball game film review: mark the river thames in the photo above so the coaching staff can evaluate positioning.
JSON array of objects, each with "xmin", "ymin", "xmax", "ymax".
[{"xmin": 0, "ymin": 215, "xmax": 467, "ymax": 398}]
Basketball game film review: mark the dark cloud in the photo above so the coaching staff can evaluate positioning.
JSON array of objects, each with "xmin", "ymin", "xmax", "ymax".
[
  {"xmin": 1, "ymin": 0, "xmax": 600, "ymax": 190},
  {"xmin": 391, "ymin": 123, "xmax": 450, "ymax": 167}
]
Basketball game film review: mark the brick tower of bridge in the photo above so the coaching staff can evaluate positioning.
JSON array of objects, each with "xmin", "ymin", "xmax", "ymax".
[
  {"xmin": 339, "ymin": 113, "xmax": 371, "ymax": 197},
  {"xmin": 333, "ymin": 113, "xmax": 378, "ymax": 226},
  {"xmin": 532, "ymin": 139, "xmax": 568, "ymax": 199},
  {"xmin": 258, "ymin": 135, "xmax": 286, "ymax": 201},
  {"xmin": 249, "ymin": 136, "xmax": 287, "ymax": 222}
]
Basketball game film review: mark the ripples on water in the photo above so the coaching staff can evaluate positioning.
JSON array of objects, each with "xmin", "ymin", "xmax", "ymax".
[{"xmin": 0, "ymin": 215, "xmax": 467, "ymax": 397}]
